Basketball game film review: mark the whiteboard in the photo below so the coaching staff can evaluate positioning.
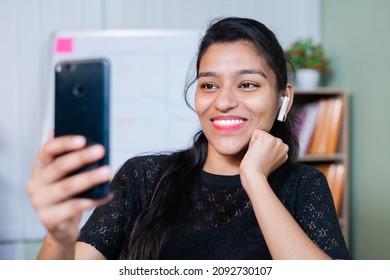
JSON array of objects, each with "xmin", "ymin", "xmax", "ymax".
[{"xmin": 47, "ymin": 30, "xmax": 202, "ymax": 173}]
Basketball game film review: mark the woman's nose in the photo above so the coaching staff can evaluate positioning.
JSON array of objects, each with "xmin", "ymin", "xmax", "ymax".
[{"xmin": 213, "ymin": 88, "xmax": 239, "ymax": 112}]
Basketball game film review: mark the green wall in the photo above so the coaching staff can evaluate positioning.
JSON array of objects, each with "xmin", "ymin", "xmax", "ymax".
[{"xmin": 322, "ymin": 0, "xmax": 390, "ymax": 259}]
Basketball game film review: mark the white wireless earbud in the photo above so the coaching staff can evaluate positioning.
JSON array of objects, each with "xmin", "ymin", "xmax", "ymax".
[{"xmin": 277, "ymin": 96, "xmax": 289, "ymax": 122}]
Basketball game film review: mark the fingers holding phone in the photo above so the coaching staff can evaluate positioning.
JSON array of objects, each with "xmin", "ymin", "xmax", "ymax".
[
  {"xmin": 30, "ymin": 135, "xmax": 112, "ymax": 201},
  {"xmin": 26, "ymin": 135, "xmax": 112, "ymax": 244},
  {"xmin": 31, "ymin": 135, "xmax": 85, "ymax": 176},
  {"xmin": 27, "ymin": 135, "xmax": 112, "ymax": 205}
]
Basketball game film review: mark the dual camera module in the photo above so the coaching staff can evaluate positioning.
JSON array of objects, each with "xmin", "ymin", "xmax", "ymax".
[{"xmin": 56, "ymin": 63, "xmax": 85, "ymax": 97}]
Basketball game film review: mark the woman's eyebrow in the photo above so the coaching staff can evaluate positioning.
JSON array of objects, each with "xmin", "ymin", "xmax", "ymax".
[
  {"xmin": 234, "ymin": 69, "xmax": 267, "ymax": 79},
  {"xmin": 197, "ymin": 69, "xmax": 267, "ymax": 79},
  {"xmin": 197, "ymin": 71, "xmax": 217, "ymax": 78}
]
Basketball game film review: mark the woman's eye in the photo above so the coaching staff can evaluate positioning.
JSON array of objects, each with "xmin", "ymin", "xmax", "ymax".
[
  {"xmin": 239, "ymin": 82, "xmax": 258, "ymax": 89},
  {"xmin": 201, "ymin": 83, "xmax": 217, "ymax": 90}
]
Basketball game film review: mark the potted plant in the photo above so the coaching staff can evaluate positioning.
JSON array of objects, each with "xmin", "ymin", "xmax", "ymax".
[{"xmin": 285, "ymin": 38, "xmax": 329, "ymax": 89}]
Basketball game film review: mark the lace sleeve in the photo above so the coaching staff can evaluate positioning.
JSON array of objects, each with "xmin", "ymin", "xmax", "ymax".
[
  {"xmin": 77, "ymin": 155, "xmax": 167, "ymax": 259},
  {"xmin": 78, "ymin": 161, "xmax": 135, "ymax": 259},
  {"xmin": 295, "ymin": 168, "xmax": 351, "ymax": 259}
]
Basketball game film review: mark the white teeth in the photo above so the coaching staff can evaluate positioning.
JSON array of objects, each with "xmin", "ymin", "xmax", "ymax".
[{"xmin": 213, "ymin": 119, "xmax": 245, "ymax": 126}]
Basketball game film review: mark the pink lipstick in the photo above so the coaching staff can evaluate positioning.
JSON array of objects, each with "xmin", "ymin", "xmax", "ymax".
[{"xmin": 211, "ymin": 115, "xmax": 247, "ymax": 132}]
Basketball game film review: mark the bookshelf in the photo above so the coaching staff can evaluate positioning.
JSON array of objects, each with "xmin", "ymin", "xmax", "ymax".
[{"xmin": 292, "ymin": 87, "xmax": 350, "ymax": 247}]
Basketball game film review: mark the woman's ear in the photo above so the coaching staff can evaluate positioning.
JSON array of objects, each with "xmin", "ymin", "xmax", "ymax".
[{"xmin": 277, "ymin": 84, "xmax": 294, "ymax": 122}]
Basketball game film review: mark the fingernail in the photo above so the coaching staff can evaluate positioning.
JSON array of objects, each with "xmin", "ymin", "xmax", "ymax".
[
  {"xmin": 72, "ymin": 136, "xmax": 86, "ymax": 146},
  {"xmin": 89, "ymin": 145, "xmax": 104, "ymax": 155},
  {"xmin": 98, "ymin": 166, "xmax": 111, "ymax": 177}
]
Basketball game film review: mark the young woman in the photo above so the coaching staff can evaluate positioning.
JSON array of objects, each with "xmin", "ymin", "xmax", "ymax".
[{"xmin": 26, "ymin": 17, "xmax": 351, "ymax": 260}]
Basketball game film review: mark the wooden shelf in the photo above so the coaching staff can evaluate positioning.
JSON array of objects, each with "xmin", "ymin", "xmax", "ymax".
[
  {"xmin": 297, "ymin": 153, "xmax": 344, "ymax": 163},
  {"xmin": 294, "ymin": 88, "xmax": 350, "ymax": 247}
]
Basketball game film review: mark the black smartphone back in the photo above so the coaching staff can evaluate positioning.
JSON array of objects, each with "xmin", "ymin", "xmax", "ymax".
[{"xmin": 54, "ymin": 58, "xmax": 110, "ymax": 198}]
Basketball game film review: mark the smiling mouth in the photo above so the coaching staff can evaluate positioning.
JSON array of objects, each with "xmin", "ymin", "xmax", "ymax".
[
  {"xmin": 212, "ymin": 119, "xmax": 246, "ymax": 126},
  {"xmin": 211, "ymin": 117, "xmax": 247, "ymax": 131}
]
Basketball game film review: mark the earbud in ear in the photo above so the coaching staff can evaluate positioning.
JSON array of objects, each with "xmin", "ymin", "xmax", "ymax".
[{"xmin": 277, "ymin": 96, "xmax": 289, "ymax": 122}]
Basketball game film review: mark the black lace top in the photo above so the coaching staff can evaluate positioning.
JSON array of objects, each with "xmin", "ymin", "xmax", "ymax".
[{"xmin": 78, "ymin": 154, "xmax": 351, "ymax": 259}]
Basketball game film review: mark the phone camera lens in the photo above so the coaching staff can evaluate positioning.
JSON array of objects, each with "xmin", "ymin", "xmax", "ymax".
[
  {"xmin": 64, "ymin": 64, "xmax": 72, "ymax": 72},
  {"xmin": 72, "ymin": 84, "xmax": 84, "ymax": 97}
]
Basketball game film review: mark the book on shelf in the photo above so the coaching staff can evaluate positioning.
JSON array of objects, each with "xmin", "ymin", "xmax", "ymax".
[
  {"xmin": 312, "ymin": 163, "xmax": 346, "ymax": 215},
  {"xmin": 315, "ymin": 98, "xmax": 336, "ymax": 154},
  {"xmin": 295, "ymin": 97, "xmax": 344, "ymax": 155},
  {"xmin": 326, "ymin": 97, "xmax": 345, "ymax": 154},
  {"xmin": 295, "ymin": 101, "xmax": 321, "ymax": 156}
]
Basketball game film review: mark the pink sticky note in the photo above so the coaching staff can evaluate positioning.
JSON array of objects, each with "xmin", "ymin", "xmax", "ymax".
[{"xmin": 55, "ymin": 37, "xmax": 73, "ymax": 53}]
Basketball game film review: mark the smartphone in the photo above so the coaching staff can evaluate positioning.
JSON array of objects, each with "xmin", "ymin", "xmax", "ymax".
[{"xmin": 54, "ymin": 58, "xmax": 110, "ymax": 198}]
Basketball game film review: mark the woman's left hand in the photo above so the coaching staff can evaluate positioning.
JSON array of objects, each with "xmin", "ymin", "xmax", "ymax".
[{"xmin": 240, "ymin": 129, "xmax": 289, "ymax": 180}]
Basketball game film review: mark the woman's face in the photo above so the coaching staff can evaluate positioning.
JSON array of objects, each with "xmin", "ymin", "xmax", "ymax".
[{"xmin": 195, "ymin": 40, "xmax": 280, "ymax": 160}]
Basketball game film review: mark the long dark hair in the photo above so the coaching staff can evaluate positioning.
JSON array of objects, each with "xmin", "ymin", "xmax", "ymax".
[{"xmin": 120, "ymin": 17, "xmax": 299, "ymax": 259}]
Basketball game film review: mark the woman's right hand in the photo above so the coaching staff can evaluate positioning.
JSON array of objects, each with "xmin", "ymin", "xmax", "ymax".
[{"xmin": 26, "ymin": 135, "xmax": 112, "ymax": 245}]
